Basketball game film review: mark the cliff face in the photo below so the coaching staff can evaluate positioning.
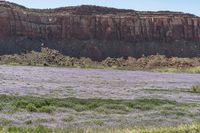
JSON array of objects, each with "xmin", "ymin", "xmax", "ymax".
[{"xmin": 0, "ymin": 1, "xmax": 200, "ymax": 60}]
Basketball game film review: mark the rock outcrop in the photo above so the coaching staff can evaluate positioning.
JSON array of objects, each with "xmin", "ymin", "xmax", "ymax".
[{"xmin": 0, "ymin": 1, "xmax": 200, "ymax": 60}]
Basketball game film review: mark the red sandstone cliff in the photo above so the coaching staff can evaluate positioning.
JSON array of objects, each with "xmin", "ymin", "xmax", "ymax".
[{"xmin": 0, "ymin": 1, "xmax": 200, "ymax": 60}]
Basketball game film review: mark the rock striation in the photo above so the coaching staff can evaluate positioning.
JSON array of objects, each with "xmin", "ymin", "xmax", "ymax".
[{"xmin": 0, "ymin": 1, "xmax": 200, "ymax": 60}]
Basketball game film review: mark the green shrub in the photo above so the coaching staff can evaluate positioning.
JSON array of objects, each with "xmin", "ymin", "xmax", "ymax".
[
  {"xmin": 0, "ymin": 118, "xmax": 12, "ymax": 126},
  {"xmin": 62, "ymin": 115, "xmax": 74, "ymax": 122},
  {"xmin": 38, "ymin": 106, "xmax": 55, "ymax": 113},
  {"xmin": 15, "ymin": 99, "xmax": 29, "ymax": 108},
  {"xmin": 93, "ymin": 120, "xmax": 104, "ymax": 126},
  {"xmin": 73, "ymin": 105, "xmax": 88, "ymax": 112},
  {"xmin": 0, "ymin": 104, "xmax": 4, "ymax": 111},
  {"xmin": 192, "ymin": 85, "xmax": 200, "ymax": 93},
  {"xmin": 26, "ymin": 103, "xmax": 38, "ymax": 112},
  {"xmin": 24, "ymin": 120, "xmax": 32, "ymax": 125},
  {"xmin": 146, "ymin": 55, "xmax": 168, "ymax": 68}
]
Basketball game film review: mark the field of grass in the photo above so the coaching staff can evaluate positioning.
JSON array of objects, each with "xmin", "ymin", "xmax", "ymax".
[
  {"xmin": 0, "ymin": 92, "xmax": 199, "ymax": 132},
  {"xmin": 0, "ymin": 65, "xmax": 200, "ymax": 130},
  {"xmin": 0, "ymin": 123, "xmax": 200, "ymax": 133},
  {"xmin": 0, "ymin": 94, "xmax": 189, "ymax": 114}
]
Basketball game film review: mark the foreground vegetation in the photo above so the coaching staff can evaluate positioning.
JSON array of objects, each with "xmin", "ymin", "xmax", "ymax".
[
  {"xmin": 0, "ymin": 95, "xmax": 200, "ymax": 133},
  {"xmin": 1, "ymin": 48, "xmax": 200, "ymax": 73},
  {"xmin": 0, "ymin": 94, "xmax": 190, "ymax": 114},
  {"xmin": 191, "ymin": 84, "xmax": 200, "ymax": 93},
  {"xmin": 0, "ymin": 123, "xmax": 200, "ymax": 133}
]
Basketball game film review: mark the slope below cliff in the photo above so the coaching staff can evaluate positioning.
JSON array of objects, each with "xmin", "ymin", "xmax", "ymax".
[{"xmin": 0, "ymin": 1, "xmax": 200, "ymax": 60}]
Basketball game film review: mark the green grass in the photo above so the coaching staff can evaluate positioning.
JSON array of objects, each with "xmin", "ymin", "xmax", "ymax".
[
  {"xmin": 0, "ymin": 118, "xmax": 12, "ymax": 126},
  {"xmin": 0, "ymin": 95, "xmax": 189, "ymax": 114},
  {"xmin": 187, "ymin": 66, "xmax": 200, "ymax": 73},
  {"xmin": 92, "ymin": 120, "xmax": 104, "ymax": 126},
  {"xmin": 153, "ymin": 68, "xmax": 179, "ymax": 73},
  {"xmin": 26, "ymin": 103, "xmax": 37, "ymax": 112},
  {"xmin": 0, "ymin": 123, "xmax": 200, "ymax": 133},
  {"xmin": 24, "ymin": 120, "xmax": 32, "ymax": 125},
  {"xmin": 191, "ymin": 85, "xmax": 200, "ymax": 93},
  {"xmin": 38, "ymin": 106, "xmax": 55, "ymax": 113},
  {"xmin": 153, "ymin": 66, "xmax": 200, "ymax": 73},
  {"xmin": 63, "ymin": 116, "xmax": 74, "ymax": 122}
]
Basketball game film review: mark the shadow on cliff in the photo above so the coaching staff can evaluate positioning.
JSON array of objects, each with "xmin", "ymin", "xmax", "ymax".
[{"xmin": 0, "ymin": 37, "xmax": 200, "ymax": 61}]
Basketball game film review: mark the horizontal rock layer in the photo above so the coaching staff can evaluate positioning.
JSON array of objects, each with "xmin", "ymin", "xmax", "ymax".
[{"xmin": 0, "ymin": 1, "xmax": 200, "ymax": 60}]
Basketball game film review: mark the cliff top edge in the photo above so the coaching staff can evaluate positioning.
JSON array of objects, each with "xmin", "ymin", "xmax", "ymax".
[{"xmin": 0, "ymin": 1, "xmax": 197, "ymax": 17}]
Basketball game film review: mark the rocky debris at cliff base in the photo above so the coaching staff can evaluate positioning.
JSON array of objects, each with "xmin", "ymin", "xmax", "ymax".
[{"xmin": 0, "ymin": 48, "xmax": 200, "ymax": 72}]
